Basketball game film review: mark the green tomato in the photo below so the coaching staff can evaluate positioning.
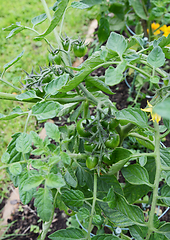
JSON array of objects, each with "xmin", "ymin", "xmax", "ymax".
[
  {"xmin": 105, "ymin": 134, "xmax": 120, "ymax": 149},
  {"xmin": 48, "ymin": 53, "xmax": 61, "ymax": 65},
  {"xmin": 62, "ymin": 39, "xmax": 70, "ymax": 51},
  {"xmin": 73, "ymin": 43, "xmax": 87, "ymax": 57},
  {"xmin": 102, "ymin": 154, "xmax": 114, "ymax": 165},
  {"xmin": 84, "ymin": 142, "xmax": 95, "ymax": 152},
  {"xmin": 86, "ymin": 156, "xmax": 98, "ymax": 169},
  {"xmin": 76, "ymin": 119, "xmax": 92, "ymax": 137},
  {"xmin": 109, "ymin": 118, "xmax": 119, "ymax": 131}
]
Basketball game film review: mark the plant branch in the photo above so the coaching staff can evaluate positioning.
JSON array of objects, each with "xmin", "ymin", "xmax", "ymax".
[
  {"xmin": 0, "ymin": 77, "xmax": 22, "ymax": 93},
  {"xmin": 86, "ymin": 172, "xmax": 97, "ymax": 240},
  {"xmin": 146, "ymin": 121, "xmax": 161, "ymax": 239}
]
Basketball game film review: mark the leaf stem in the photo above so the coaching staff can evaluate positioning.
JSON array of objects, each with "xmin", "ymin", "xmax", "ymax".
[
  {"xmin": 146, "ymin": 121, "xmax": 161, "ymax": 239},
  {"xmin": 86, "ymin": 172, "xmax": 97, "ymax": 240},
  {"xmin": 0, "ymin": 77, "xmax": 22, "ymax": 93},
  {"xmin": 24, "ymin": 110, "xmax": 32, "ymax": 133},
  {"xmin": 0, "ymin": 92, "xmax": 85, "ymax": 104}
]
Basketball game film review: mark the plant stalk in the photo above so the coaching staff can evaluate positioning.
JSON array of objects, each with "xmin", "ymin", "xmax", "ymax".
[
  {"xmin": 0, "ymin": 77, "xmax": 22, "ymax": 93},
  {"xmin": 41, "ymin": 0, "xmax": 69, "ymax": 66},
  {"xmin": 40, "ymin": 190, "xmax": 58, "ymax": 240},
  {"xmin": 146, "ymin": 121, "xmax": 161, "ymax": 239},
  {"xmin": 86, "ymin": 172, "xmax": 97, "ymax": 240}
]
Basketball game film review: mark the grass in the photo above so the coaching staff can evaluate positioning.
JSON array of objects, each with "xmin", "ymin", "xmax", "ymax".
[{"xmin": 0, "ymin": 0, "xmax": 99, "ymax": 157}]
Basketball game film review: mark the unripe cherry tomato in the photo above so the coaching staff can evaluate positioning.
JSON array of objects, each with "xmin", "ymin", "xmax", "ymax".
[
  {"xmin": 105, "ymin": 134, "xmax": 120, "ymax": 149},
  {"xmin": 86, "ymin": 156, "xmax": 98, "ymax": 169},
  {"xmin": 76, "ymin": 119, "xmax": 92, "ymax": 138},
  {"xmin": 73, "ymin": 43, "xmax": 87, "ymax": 57},
  {"xmin": 48, "ymin": 53, "xmax": 61, "ymax": 65}
]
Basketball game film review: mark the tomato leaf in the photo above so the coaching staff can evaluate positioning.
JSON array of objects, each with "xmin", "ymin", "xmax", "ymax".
[
  {"xmin": 16, "ymin": 133, "xmax": 32, "ymax": 154},
  {"xmin": 115, "ymin": 108, "xmax": 148, "ymax": 128},
  {"xmin": 45, "ymin": 74, "xmax": 69, "ymax": 96},
  {"xmin": 61, "ymin": 189, "xmax": 84, "ymax": 210},
  {"xmin": 3, "ymin": 51, "xmax": 24, "ymax": 70},
  {"xmin": 31, "ymin": 13, "xmax": 47, "ymax": 27},
  {"xmin": 49, "ymin": 228, "xmax": 85, "ymax": 240},
  {"xmin": 16, "ymin": 90, "xmax": 40, "ymax": 100},
  {"xmin": 45, "ymin": 122, "xmax": 60, "ymax": 142},
  {"xmin": 147, "ymin": 46, "xmax": 165, "ymax": 68},
  {"xmin": 105, "ymin": 61, "xmax": 127, "ymax": 86},
  {"xmin": 32, "ymin": 101, "xmax": 63, "ymax": 120},
  {"xmin": 46, "ymin": 173, "xmax": 65, "ymax": 189},
  {"xmin": 122, "ymin": 164, "xmax": 152, "ymax": 187},
  {"xmin": 38, "ymin": 0, "xmax": 69, "ymax": 37},
  {"xmin": 34, "ymin": 187, "xmax": 53, "ymax": 222},
  {"xmin": 106, "ymin": 32, "xmax": 127, "ymax": 59},
  {"xmin": 129, "ymin": 0, "xmax": 147, "ymax": 20}
]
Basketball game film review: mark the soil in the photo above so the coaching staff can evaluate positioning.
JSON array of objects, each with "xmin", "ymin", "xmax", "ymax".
[{"xmin": 1, "ymin": 44, "xmax": 170, "ymax": 240}]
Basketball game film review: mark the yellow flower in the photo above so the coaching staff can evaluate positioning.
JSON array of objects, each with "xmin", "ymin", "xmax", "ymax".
[
  {"xmin": 151, "ymin": 22, "xmax": 161, "ymax": 35},
  {"xmin": 141, "ymin": 101, "xmax": 161, "ymax": 123},
  {"xmin": 162, "ymin": 26, "xmax": 170, "ymax": 37}
]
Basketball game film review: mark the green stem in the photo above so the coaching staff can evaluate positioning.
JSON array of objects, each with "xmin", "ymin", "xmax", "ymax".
[
  {"xmin": 146, "ymin": 121, "xmax": 161, "ymax": 239},
  {"xmin": 128, "ymin": 132, "xmax": 154, "ymax": 146},
  {"xmin": 119, "ymin": 123, "xmax": 135, "ymax": 146},
  {"xmin": 160, "ymin": 129, "xmax": 170, "ymax": 139},
  {"xmin": 86, "ymin": 172, "xmax": 97, "ymax": 240},
  {"xmin": 41, "ymin": 0, "xmax": 69, "ymax": 66},
  {"xmin": 0, "ymin": 77, "xmax": 22, "ymax": 93},
  {"xmin": 0, "ymin": 92, "xmax": 85, "ymax": 104},
  {"xmin": 24, "ymin": 110, "xmax": 32, "ymax": 133},
  {"xmin": 40, "ymin": 190, "xmax": 58, "ymax": 240},
  {"xmin": 79, "ymin": 83, "xmax": 99, "ymax": 106},
  {"xmin": 140, "ymin": 60, "xmax": 167, "ymax": 78}
]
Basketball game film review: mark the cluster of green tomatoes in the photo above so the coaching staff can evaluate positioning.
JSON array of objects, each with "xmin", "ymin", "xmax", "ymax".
[
  {"xmin": 76, "ymin": 118, "xmax": 120, "ymax": 170},
  {"xmin": 48, "ymin": 36, "xmax": 88, "ymax": 64}
]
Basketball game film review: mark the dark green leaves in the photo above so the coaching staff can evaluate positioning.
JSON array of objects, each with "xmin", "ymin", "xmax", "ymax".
[
  {"xmin": 32, "ymin": 101, "xmax": 63, "ymax": 120},
  {"xmin": 122, "ymin": 164, "xmax": 152, "ymax": 187},
  {"xmin": 115, "ymin": 108, "xmax": 148, "ymax": 128},
  {"xmin": 129, "ymin": 0, "xmax": 147, "ymax": 20},
  {"xmin": 61, "ymin": 189, "xmax": 84, "ymax": 210},
  {"xmin": 99, "ymin": 193, "xmax": 145, "ymax": 227},
  {"xmin": 98, "ymin": 17, "xmax": 110, "ymax": 43},
  {"xmin": 34, "ymin": 187, "xmax": 53, "ymax": 222},
  {"xmin": 49, "ymin": 228, "xmax": 85, "ymax": 240}
]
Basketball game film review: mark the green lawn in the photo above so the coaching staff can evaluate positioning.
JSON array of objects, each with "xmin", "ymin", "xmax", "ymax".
[{"xmin": 0, "ymin": 0, "xmax": 98, "ymax": 156}]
